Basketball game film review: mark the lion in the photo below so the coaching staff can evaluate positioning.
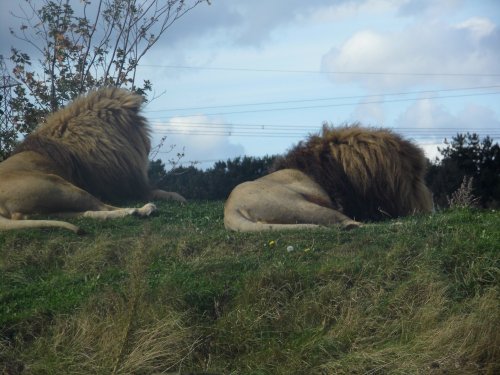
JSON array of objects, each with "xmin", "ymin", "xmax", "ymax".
[
  {"xmin": 224, "ymin": 124, "xmax": 433, "ymax": 232},
  {"xmin": 0, "ymin": 87, "xmax": 185, "ymax": 234}
]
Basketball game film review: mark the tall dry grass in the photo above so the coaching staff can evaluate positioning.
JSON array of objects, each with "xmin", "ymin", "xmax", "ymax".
[{"xmin": 1, "ymin": 203, "xmax": 498, "ymax": 374}]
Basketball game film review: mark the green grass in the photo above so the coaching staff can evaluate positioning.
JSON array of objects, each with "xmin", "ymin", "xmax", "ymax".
[{"xmin": 1, "ymin": 202, "xmax": 499, "ymax": 374}]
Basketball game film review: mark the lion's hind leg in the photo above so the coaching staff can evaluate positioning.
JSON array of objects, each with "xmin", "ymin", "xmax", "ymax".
[
  {"xmin": 282, "ymin": 199, "xmax": 361, "ymax": 230},
  {"xmin": 223, "ymin": 176, "xmax": 362, "ymax": 232},
  {"xmin": 224, "ymin": 202, "xmax": 360, "ymax": 232},
  {"xmin": 225, "ymin": 210, "xmax": 322, "ymax": 232},
  {"xmin": 0, "ymin": 172, "xmax": 157, "ymax": 234}
]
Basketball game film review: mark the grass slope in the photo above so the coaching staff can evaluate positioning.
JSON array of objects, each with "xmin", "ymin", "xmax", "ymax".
[{"xmin": 1, "ymin": 202, "xmax": 499, "ymax": 374}]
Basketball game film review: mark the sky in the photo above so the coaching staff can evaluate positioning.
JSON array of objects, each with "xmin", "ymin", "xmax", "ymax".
[{"xmin": 1, "ymin": 0, "xmax": 500, "ymax": 168}]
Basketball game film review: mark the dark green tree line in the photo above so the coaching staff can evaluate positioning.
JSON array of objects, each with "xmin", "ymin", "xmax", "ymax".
[
  {"xmin": 153, "ymin": 134, "xmax": 499, "ymax": 208},
  {"xmin": 151, "ymin": 155, "xmax": 277, "ymax": 200}
]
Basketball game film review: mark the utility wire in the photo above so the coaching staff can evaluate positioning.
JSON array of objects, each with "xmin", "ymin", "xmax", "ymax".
[
  {"xmin": 139, "ymin": 64, "xmax": 500, "ymax": 77},
  {"xmin": 145, "ymin": 85, "xmax": 500, "ymax": 113},
  {"xmin": 154, "ymin": 128, "xmax": 500, "ymax": 139},
  {"xmin": 152, "ymin": 121, "xmax": 500, "ymax": 138},
  {"xmin": 152, "ymin": 121, "xmax": 499, "ymax": 132},
  {"xmin": 149, "ymin": 91, "xmax": 500, "ymax": 119},
  {"xmin": 154, "ymin": 129, "xmax": 500, "ymax": 139}
]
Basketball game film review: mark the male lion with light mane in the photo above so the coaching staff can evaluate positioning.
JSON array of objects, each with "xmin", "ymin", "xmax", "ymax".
[
  {"xmin": 224, "ymin": 124, "xmax": 433, "ymax": 232},
  {"xmin": 0, "ymin": 87, "xmax": 185, "ymax": 234}
]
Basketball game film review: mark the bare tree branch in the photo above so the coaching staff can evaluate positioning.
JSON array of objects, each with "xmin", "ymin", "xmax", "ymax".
[{"xmin": 2, "ymin": 0, "xmax": 210, "ymax": 159}]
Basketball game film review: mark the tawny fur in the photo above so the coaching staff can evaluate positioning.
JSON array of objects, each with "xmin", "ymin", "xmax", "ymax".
[
  {"xmin": 0, "ymin": 87, "xmax": 185, "ymax": 234},
  {"xmin": 224, "ymin": 124, "xmax": 433, "ymax": 232},
  {"xmin": 14, "ymin": 87, "xmax": 151, "ymax": 201},
  {"xmin": 224, "ymin": 168, "xmax": 362, "ymax": 232},
  {"xmin": 272, "ymin": 124, "xmax": 433, "ymax": 221}
]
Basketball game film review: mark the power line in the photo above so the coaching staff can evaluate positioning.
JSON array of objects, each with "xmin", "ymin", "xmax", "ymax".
[
  {"xmin": 139, "ymin": 64, "xmax": 500, "ymax": 77},
  {"xmin": 154, "ymin": 126, "xmax": 500, "ymax": 139},
  {"xmin": 154, "ymin": 129, "xmax": 500, "ymax": 139},
  {"xmin": 145, "ymin": 85, "xmax": 500, "ymax": 113},
  {"xmin": 152, "ymin": 121, "xmax": 500, "ymax": 132},
  {"xmin": 152, "ymin": 120, "xmax": 500, "ymax": 138},
  {"xmin": 148, "ymin": 91, "xmax": 500, "ymax": 119},
  {"xmin": 155, "ymin": 130, "xmax": 307, "ymax": 138}
]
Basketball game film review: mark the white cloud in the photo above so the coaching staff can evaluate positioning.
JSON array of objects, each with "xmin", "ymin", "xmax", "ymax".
[
  {"xmin": 396, "ymin": 99, "xmax": 500, "ymax": 130},
  {"xmin": 349, "ymin": 98, "xmax": 386, "ymax": 126},
  {"xmin": 151, "ymin": 115, "xmax": 245, "ymax": 168},
  {"xmin": 394, "ymin": 99, "xmax": 500, "ymax": 160},
  {"xmin": 395, "ymin": 99, "xmax": 455, "ymax": 129},
  {"xmin": 321, "ymin": 17, "xmax": 500, "ymax": 89},
  {"xmin": 217, "ymin": 0, "xmax": 347, "ymax": 46},
  {"xmin": 454, "ymin": 103, "xmax": 500, "ymax": 129},
  {"xmin": 455, "ymin": 17, "xmax": 496, "ymax": 41},
  {"xmin": 149, "ymin": 0, "xmax": 352, "ymax": 48},
  {"xmin": 420, "ymin": 143, "xmax": 446, "ymax": 161}
]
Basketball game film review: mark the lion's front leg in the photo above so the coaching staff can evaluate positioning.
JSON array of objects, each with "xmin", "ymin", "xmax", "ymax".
[
  {"xmin": 340, "ymin": 218, "xmax": 362, "ymax": 230},
  {"xmin": 82, "ymin": 203, "xmax": 157, "ymax": 219},
  {"xmin": 3, "ymin": 171, "xmax": 158, "ymax": 221}
]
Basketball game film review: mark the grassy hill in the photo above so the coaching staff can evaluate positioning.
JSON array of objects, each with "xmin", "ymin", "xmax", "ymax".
[{"xmin": 1, "ymin": 202, "xmax": 499, "ymax": 374}]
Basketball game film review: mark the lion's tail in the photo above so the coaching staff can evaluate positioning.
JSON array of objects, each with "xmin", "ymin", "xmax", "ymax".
[
  {"xmin": 0, "ymin": 216, "xmax": 83, "ymax": 234},
  {"xmin": 223, "ymin": 211, "xmax": 320, "ymax": 232}
]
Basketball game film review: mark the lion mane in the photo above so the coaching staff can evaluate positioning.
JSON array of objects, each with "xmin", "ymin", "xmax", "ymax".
[
  {"xmin": 271, "ymin": 124, "xmax": 433, "ymax": 221},
  {"xmin": 14, "ymin": 87, "xmax": 151, "ymax": 201}
]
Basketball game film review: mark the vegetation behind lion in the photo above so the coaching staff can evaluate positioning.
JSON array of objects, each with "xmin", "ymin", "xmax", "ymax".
[
  {"xmin": 14, "ymin": 87, "xmax": 151, "ymax": 202},
  {"xmin": 272, "ymin": 124, "xmax": 433, "ymax": 221}
]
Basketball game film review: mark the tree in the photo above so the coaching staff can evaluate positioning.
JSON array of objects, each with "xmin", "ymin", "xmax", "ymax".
[
  {"xmin": 427, "ymin": 133, "xmax": 500, "ymax": 208},
  {"xmin": 1, "ymin": 0, "xmax": 209, "ymax": 158},
  {"xmin": 156, "ymin": 155, "xmax": 277, "ymax": 200},
  {"xmin": 0, "ymin": 56, "xmax": 22, "ymax": 160},
  {"xmin": 148, "ymin": 158, "xmax": 168, "ymax": 188}
]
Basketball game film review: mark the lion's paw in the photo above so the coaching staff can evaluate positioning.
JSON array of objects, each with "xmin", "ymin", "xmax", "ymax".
[
  {"xmin": 341, "ymin": 220, "xmax": 362, "ymax": 230},
  {"xmin": 137, "ymin": 203, "xmax": 157, "ymax": 217}
]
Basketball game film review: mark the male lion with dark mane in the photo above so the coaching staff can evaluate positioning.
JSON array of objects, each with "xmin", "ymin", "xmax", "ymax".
[
  {"xmin": 0, "ymin": 87, "xmax": 185, "ymax": 234},
  {"xmin": 224, "ymin": 124, "xmax": 433, "ymax": 232}
]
